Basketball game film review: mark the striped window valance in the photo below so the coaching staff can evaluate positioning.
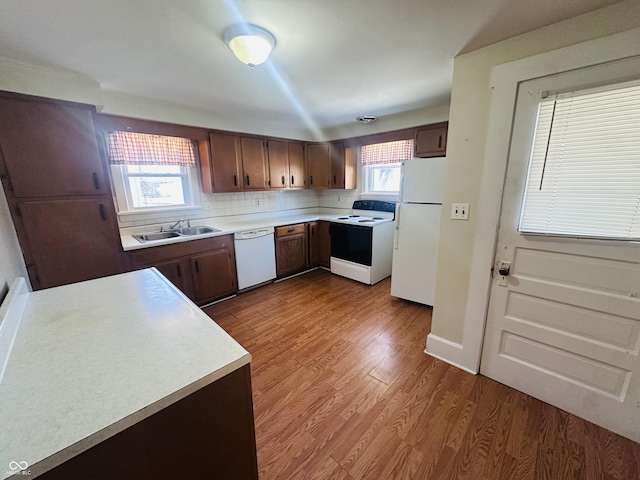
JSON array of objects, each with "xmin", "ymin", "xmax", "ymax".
[
  {"xmin": 107, "ymin": 131, "xmax": 196, "ymax": 168},
  {"xmin": 361, "ymin": 139, "xmax": 413, "ymax": 166}
]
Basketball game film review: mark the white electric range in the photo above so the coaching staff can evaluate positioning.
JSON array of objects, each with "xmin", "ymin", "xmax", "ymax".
[{"xmin": 325, "ymin": 200, "xmax": 396, "ymax": 285}]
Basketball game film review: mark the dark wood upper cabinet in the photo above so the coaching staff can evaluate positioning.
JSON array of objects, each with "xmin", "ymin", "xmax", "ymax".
[
  {"xmin": 288, "ymin": 142, "xmax": 305, "ymax": 189},
  {"xmin": 306, "ymin": 143, "xmax": 331, "ymax": 189},
  {"xmin": 414, "ymin": 123, "xmax": 448, "ymax": 158},
  {"xmin": 267, "ymin": 140, "xmax": 289, "ymax": 189},
  {"xmin": 207, "ymin": 132, "xmax": 268, "ymax": 192},
  {"xmin": 329, "ymin": 141, "xmax": 356, "ymax": 190},
  {"xmin": 240, "ymin": 136, "xmax": 268, "ymax": 190},
  {"xmin": 209, "ymin": 132, "xmax": 243, "ymax": 192},
  {"xmin": 267, "ymin": 139, "xmax": 306, "ymax": 190},
  {"xmin": 0, "ymin": 97, "xmax": 107, "ymax": 197}
]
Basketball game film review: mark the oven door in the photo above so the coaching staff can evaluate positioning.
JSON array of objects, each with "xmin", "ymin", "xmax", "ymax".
[{"xmin": 329, "ymin": 223, "xmax": 373, "ymax": 266}]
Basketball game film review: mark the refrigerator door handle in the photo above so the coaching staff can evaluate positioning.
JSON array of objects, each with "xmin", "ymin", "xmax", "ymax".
[
  {"xmin": 394, "ymin": 204, "xmax": 401, "ymax": 249},
  {"xmin": 398, "ymin": 161, "xmax": 406, "ymax": 203}
]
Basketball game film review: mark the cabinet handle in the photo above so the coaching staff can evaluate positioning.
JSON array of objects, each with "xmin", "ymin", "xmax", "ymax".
[
  {"xmin": 246, "ymin": 175, "xmax": 250, "ymax": 186},
  {"xmin": 311, "ymin": 226, "xmax": 315, "ymax": 235},
  {"xmin": 99, "ymin": 204, "xmax": 107, "ymax": 220},
  {"xmin": 194, "ymin": 261, "xmax": 199, "ymax": 273},
  {"xmin": 233, "ymin": 174, "xmax": 238, "ymax": 186},
  {"xmin": 93, "ymin": 172, "xmax": 100, "ymax": 190},
  {"xmin": 310, "ymin": 175, "xmax": 313, "ymax": 185},
  {"xmin": 287, "ymin": 228, "xmax": 295, "ymax": 233},
  {"xmin": 177, "ymin": 265, "xmax": 182, "ymax": 277},
  {"xmin": 333, "ymin": 175, "xmax": 336, "ymax": 185},
  {"xmin": 291, "ymin": 175, "xmax": 295, "ymax": 185},
  {"xmin": 438, "ymin": 135, "xmax": 442, "ymax": 149},
  {"xmin": 281, "ymin": 175, "xmax": 285, "ymax": 185}
]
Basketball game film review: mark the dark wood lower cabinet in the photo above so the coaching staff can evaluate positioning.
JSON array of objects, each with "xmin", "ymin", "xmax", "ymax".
[
  {"xmin": 127, "ymin": 235, "xmax": 237, "ymax": 305},
  {"xmin": 39, "ymin": 365, "xmax": 258, "ymax": 480},
  {"xmin": 308, "ymin": 221, "xmax": 331, "ymax": 268},
  {"xmin": 275, "ymin": 224, "xmax": 308, "ymax": 277}
]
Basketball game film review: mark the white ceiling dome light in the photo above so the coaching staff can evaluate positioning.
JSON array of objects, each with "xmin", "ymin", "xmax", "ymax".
[{"xmin": 223, "ymin": 24, "xmax": 276, "ymax": 68}]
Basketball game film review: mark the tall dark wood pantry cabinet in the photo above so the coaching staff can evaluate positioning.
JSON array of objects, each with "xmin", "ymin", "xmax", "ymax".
[{"xmin": 0, "ymin": 93, "xmax": 123, "ymax": 289}]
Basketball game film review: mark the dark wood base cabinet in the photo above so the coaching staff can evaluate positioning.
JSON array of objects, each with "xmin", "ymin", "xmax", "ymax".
[
  {"xmin": 127, "ymin": 235, "xmax": 238, "ymax": 305},
  {"xmin": 308, "ymin": 221, "xmax": 331, "ymax": 268},
  {"xmin": 39, "ymin": 365, "xmax": 258, "ymax": 480},
  {"xmin": 275, "ymin": 224, "xmax": 308, "ymax": 277}
]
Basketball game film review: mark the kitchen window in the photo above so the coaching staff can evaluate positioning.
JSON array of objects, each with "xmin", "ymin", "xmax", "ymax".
[
  {"xmin": 361, "ymin": 139, "xmax": 413, "ymax": 195},
  {"xmin": 519, "ymin": 79, "xmax": 640, "ymax": 240},
  {"xmin": 107, "ymin": 131, "xmax": 200, "ymax": 214}
]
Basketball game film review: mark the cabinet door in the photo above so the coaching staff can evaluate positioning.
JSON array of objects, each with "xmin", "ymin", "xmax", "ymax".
[
  {"xmin": 190, "ymin": 248, "xmax": 237, "ymax": 303},
  {"xmin": 210, "ymin": 132, "xmax": 242, "ymax": 192},
  {"xmin": 18, "ymin": 198, "xmax": 123, "ymax": 289},
  {"xmin": 344, "ymin": 146, "xmax": 357, "ymax": 190},
  {"xmin": 288, "ymin": 142, "xmax": 305, "ymax": 189},
  {"xmin": 240, "ymin": 137, "xmax": 268, "ymax": 190},
  {"xmin": 317, "ymin": 221, "xmax": 331, "ymax": 267},
  {"xmin": 329, "ymin": 142, "xmax": 345, "ymax": 189},
  {"xmin": 275, "ymin": 228, "xmax": 308, "ymax": 277},
  {"xmin": 154, "ymin": 258, "xmax": 194, "ymax": 299},
  {"xmin": 308, "ymin": 222, "xmax": 320, "ymax": 266},
  {"xmin": 306, "ymin": 143, "xmax": 330, "ymax": 189},
  {"xmin": 267, "ymin": 140, "xmax": 289, "ymax": 189},
  {"xmin": 415, "ymin": 124, "xmax": 448, "ymax": 157},
  {"xmin": 0, "ymin": 97, "xmax": 107, "ymax": 197}
]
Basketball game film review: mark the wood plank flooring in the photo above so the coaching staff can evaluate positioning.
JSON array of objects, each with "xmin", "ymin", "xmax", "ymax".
[{"xmin": 204, "ymin": 269, "xmax": 640, "ymax": 480}]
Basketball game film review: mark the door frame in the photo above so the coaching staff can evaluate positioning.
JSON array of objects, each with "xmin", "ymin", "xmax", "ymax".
[{"xmin": 448, "ymin": 27, "xmax": 640, "ymax": 373}]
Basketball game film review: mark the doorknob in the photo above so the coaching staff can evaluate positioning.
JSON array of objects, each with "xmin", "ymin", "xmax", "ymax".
[
  {"xmin": 498, "ymin": 265, "xmax": 510, "ymax": 276},
  {"xmin": 497, "ymin": 261, "xmax": 511, "ymax": 287}
]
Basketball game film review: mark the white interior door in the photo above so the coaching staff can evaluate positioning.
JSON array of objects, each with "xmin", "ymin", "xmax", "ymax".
[{"xmin": 480, "ymin": 61, "xmax": 640, "ymax": 442}]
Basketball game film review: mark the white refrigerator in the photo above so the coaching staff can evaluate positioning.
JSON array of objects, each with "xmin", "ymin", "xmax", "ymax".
[{"xmin": 390, "ymin": 157, "xmax": 446, "ymax": 306}]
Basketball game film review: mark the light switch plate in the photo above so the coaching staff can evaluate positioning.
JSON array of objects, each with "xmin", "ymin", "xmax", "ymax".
[{"xmin": 451, "ymin": 203, "xmax": 469, "ymax": 220}]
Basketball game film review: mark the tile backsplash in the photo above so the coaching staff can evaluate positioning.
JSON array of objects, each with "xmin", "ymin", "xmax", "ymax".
[{"xmin": 117, "ymin": 189, "xmax": 358, "ymax": 228}]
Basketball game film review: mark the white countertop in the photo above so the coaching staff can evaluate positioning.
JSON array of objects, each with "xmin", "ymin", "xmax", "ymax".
[
  {"xmin": 120, "ymin": 208, "xmax": 352, "ymax": 251},
  {"xmin": 0, "ymin": 269, "xmax": 250, "ymax": 479}
]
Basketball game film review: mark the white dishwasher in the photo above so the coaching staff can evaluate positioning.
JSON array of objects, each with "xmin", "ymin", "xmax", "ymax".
[{"xmin": 234, "ymin": 227, "xmax": 277, "ymax": 290}]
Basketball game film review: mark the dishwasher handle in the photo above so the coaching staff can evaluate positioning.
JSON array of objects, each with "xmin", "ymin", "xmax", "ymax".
[{"xmin": 234, "ymin": 227, "xmax": 274, "ymax": 240}]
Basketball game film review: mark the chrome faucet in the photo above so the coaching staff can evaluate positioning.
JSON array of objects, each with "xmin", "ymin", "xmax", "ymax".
[{"xmin": 168, "ymin": 219, "xmax": 190, "ymax": 231}]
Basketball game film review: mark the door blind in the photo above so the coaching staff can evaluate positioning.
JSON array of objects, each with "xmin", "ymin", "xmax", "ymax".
[{"xmin": 519, "ymin": 79, "xmax": 640, "ymax": 240}]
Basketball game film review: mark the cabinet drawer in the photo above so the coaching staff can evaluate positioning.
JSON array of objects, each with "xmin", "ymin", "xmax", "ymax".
[{"xmin": 276, "ymin": 224, "xmax": 305, "ymax": 237}]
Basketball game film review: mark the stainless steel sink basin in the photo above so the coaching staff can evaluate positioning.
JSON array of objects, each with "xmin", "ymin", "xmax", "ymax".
[
  {"xmin": 180, "ymin": 226, "xmax": 220, "ymax": 236},
  {"xmin": 133, "ymin": 231, "xmax": 181, "ymax": 242},
  {"xmin": 133, "ymin": 226, "xmax": 221, "ymax": 243}
]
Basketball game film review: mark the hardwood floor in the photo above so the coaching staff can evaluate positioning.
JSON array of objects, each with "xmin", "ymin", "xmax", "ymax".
[{"xmin": 204, "ymin": 269, "xmax": 640, "ymax": 480}]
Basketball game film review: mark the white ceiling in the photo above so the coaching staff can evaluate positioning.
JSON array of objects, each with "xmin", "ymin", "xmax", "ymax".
[{"xmin": 0, "ymin": 0, "xmax": 623, "ymax": 130}]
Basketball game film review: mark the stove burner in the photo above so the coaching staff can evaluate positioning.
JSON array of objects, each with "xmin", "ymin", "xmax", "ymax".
[
  {"xmin": 348, "ymin": 215, "xmax": 361, "ymax": 218},
  {"xmin": 372, "ymin": 217, "xmax": 384, "ymax": 220},
  {"xmin": 337, "ymin": 217, "xmax": 350, "ymax": 220},
  {"xmin": 358, "ymin": 219, "xmax": 375, "ymax": 223}
]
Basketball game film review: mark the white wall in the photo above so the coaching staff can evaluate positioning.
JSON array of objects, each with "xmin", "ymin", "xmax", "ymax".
[
  {"xmin": 430, "ymin": 0, "xmax": 640, "ymax": 363},
  {"xmin": 0, "ymin": 187, "xmax": 29, "ymax": 298}
]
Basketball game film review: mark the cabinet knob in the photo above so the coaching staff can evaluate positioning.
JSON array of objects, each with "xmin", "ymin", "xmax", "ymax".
[
  {"xmin": 291, "ymin": 175, "xmax": 295, "ymax": 185},
  {"xmin": 246, "ymin": 175, "xmax": 250, "ymax": 186},
  {"xmin": 281, "ymin": 175, "xmax": 285, "ymax": 185},
  {"xmin": 310, "ymin": 175, "xmax": 313, "ymax": 185},
  {"xmin": 233, "ymin": 174, "xmax": 238, "ymax": 186}
]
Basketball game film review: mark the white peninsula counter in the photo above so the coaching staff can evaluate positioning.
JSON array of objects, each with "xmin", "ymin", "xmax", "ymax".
[{"xmin": 0, "ymin": 269, "xmax": 257, "ymax": 479}]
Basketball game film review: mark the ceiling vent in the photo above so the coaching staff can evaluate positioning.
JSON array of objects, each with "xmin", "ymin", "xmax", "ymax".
[{"xmin": 356, "ymin": 115, "xmax": 378, "ymax": 124}]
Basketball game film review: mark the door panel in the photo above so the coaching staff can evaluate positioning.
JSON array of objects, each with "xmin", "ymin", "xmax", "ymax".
[{"xmin": 481, "ymin": 66, "xmax": 640, "ymax": 442}]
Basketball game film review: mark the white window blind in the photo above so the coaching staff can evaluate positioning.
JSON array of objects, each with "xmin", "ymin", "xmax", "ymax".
[{"xmin": 519, "ymin": 80, "xmax": 640, "ymax": 240}]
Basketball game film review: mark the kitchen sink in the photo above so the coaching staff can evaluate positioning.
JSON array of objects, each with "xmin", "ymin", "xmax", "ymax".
[
  {"xmin": 180, "ymin": 226, "xmax": 220, "ymax": 236},
  {"xmin": 133, "ymin": 226, "xmax": 221, "ymax": 243},
  {"xmin": 133, "ymin": 232, "xmax": 181, "ymax": 242}
]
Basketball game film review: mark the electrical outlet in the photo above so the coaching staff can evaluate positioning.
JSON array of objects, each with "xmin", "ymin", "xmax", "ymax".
[
  {"xmin": 338, "ymin": 195, "xmax": 342, "ymax": 203},
  {"xmin": 451, "ymin": 203, "xmax": 469, "ymax": 220},
  {"xmin": 256, "ymin": 199, "xmax": 260, "ymax": 206}
]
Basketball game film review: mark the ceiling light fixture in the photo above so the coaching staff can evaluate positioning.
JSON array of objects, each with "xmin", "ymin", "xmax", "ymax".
[
  {"xmin": 357, "ymin": 115, "xmax": 378, "ymax": 124},
  {"xmin": 224, "ymin": 23, "xmax": 276, "ymax": 68}
]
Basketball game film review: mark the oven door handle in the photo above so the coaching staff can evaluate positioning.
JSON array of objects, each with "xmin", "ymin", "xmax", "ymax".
[{"xmin": 394, "ymin": 204, "xmax": 401, "ymax": 250}]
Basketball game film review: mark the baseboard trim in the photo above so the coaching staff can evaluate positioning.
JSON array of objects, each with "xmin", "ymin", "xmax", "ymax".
[{"xmin": 425, "ymin": 333, "xmax": 477, "ymax": 375}]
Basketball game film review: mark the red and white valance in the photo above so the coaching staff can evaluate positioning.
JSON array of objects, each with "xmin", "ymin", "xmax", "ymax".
[
  {"xmin": 107, "ymin": 131, "xmax": 196, "ymax": 167},
  {"xmin": 361, "ymin": 139, "xmax": 413, "ymax": 166}
]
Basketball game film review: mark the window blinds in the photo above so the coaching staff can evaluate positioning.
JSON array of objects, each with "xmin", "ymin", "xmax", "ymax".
[
  {"xmin": 519, "ymin": 80, "xmax": 640, "ymax": 240},
  {"xmin": 361, "ymin": 139, "xmax": 413, "ymax": 166},
  {"xmin": 107, "ymin": 131, "xmax": 196, "ymax": 168}
]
